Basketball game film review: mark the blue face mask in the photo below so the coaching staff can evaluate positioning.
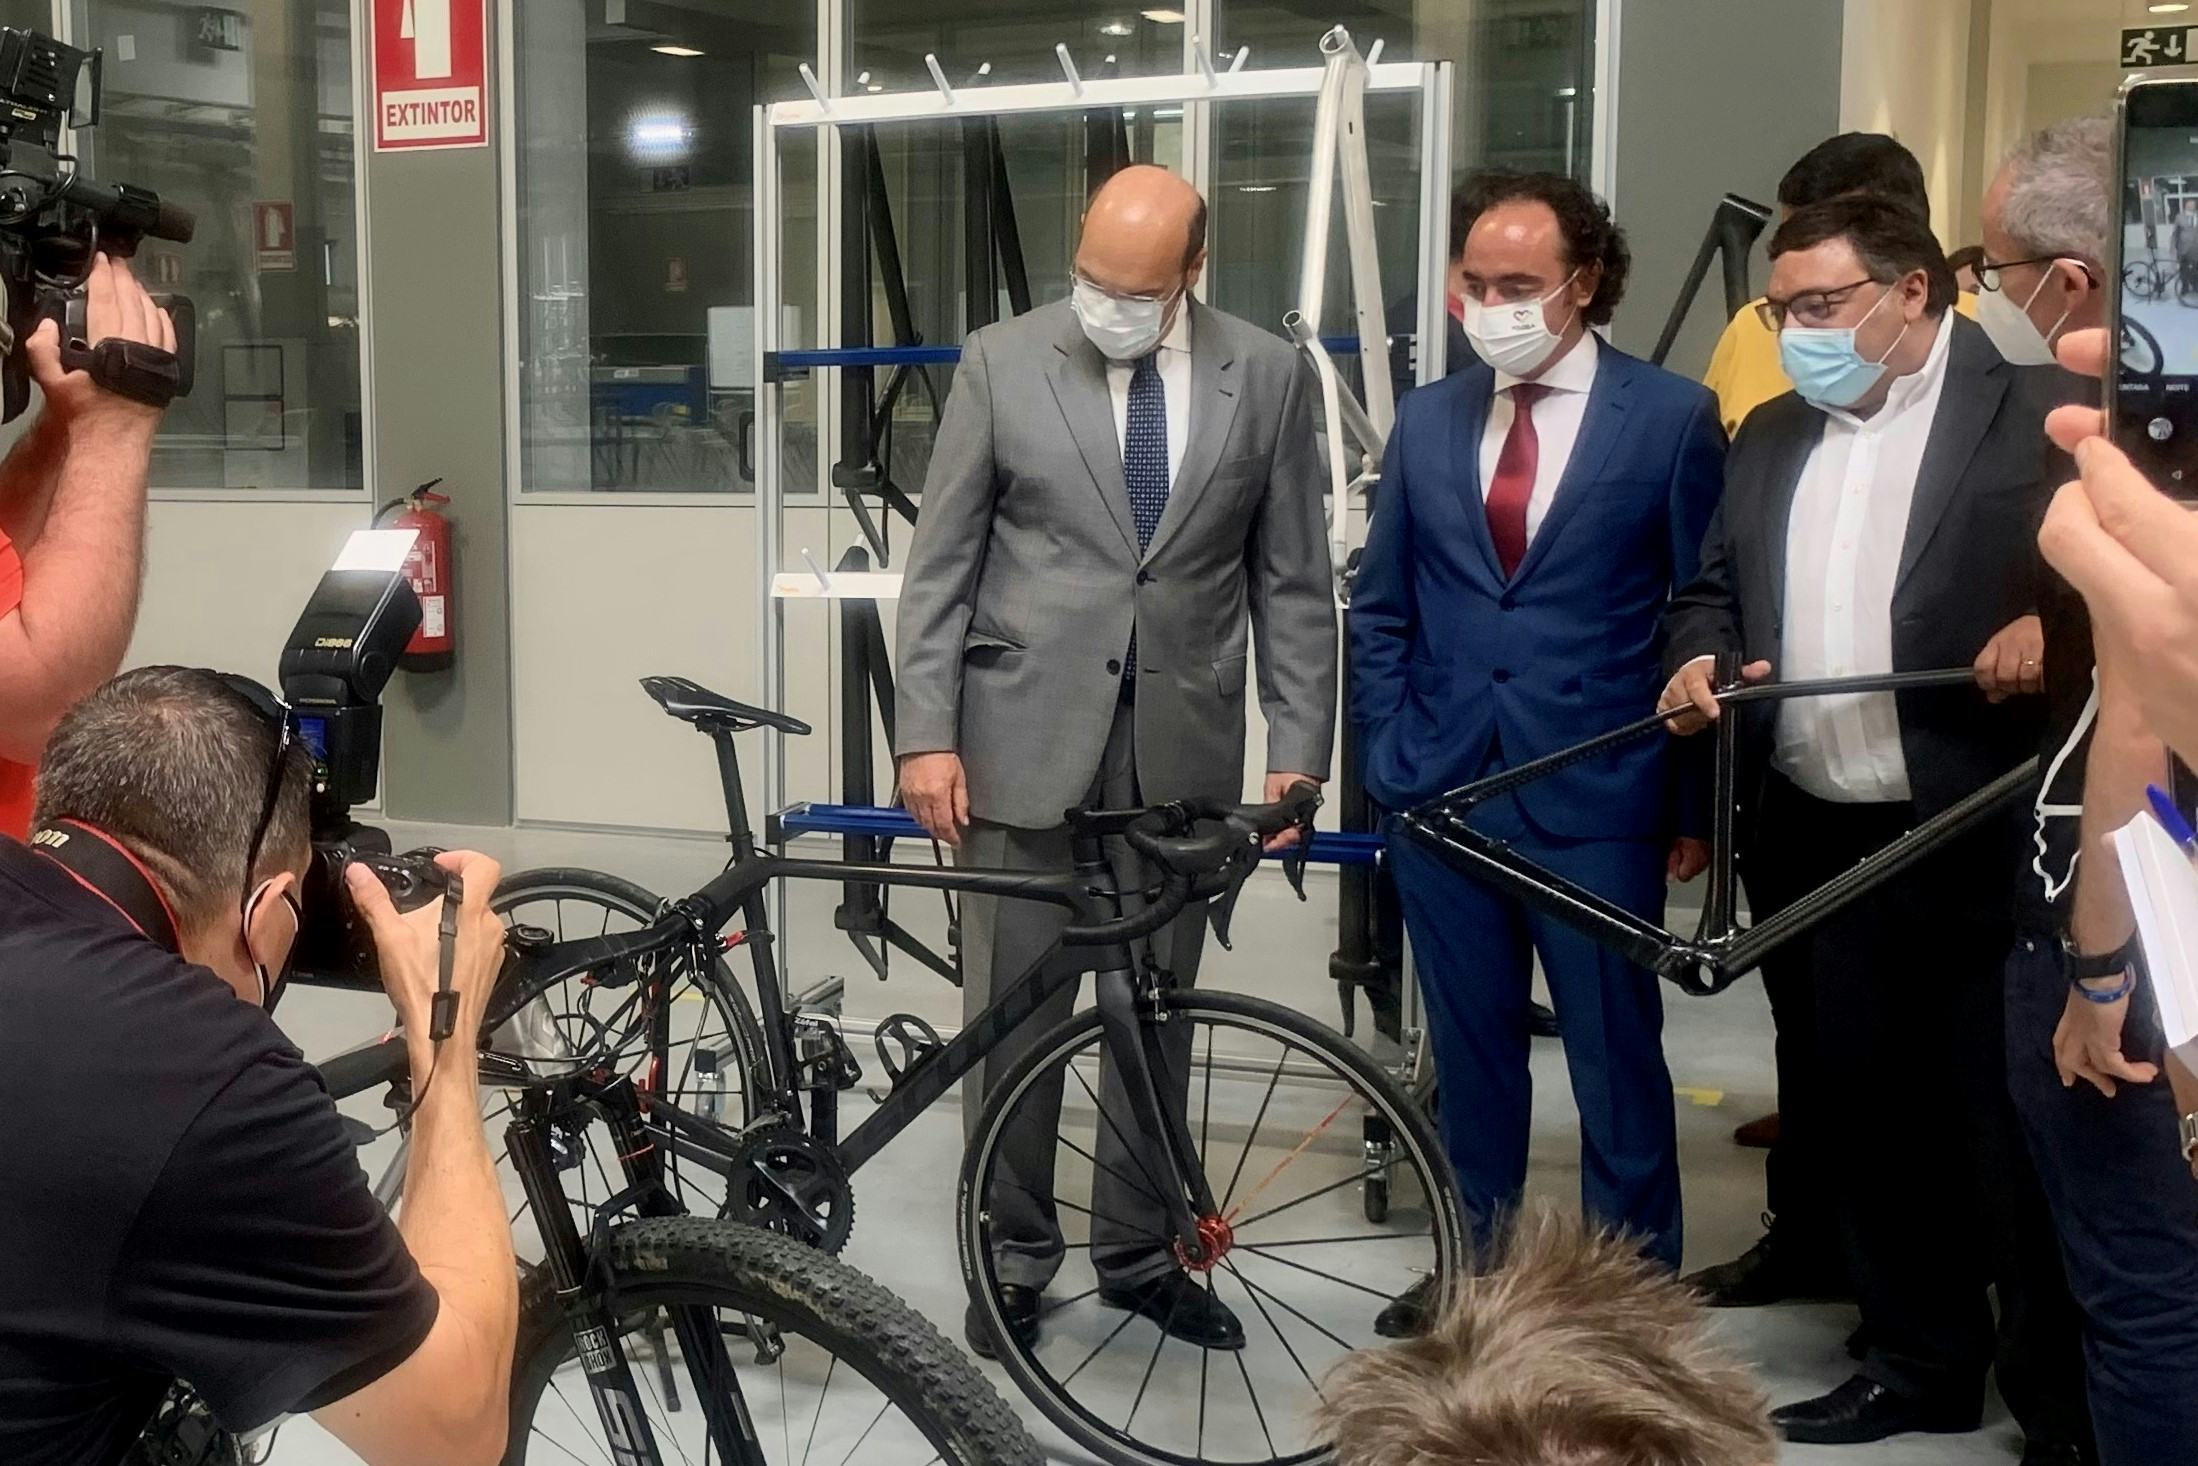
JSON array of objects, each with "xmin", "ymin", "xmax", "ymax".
[{"xmin": 1778, "ymin": 285, "xmax": 1909, "ymax": 410}]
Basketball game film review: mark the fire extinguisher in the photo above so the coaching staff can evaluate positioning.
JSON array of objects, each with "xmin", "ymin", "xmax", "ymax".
[{"xmin": 375, "ymin": 478, "xmax": 454, "ymax": 672}]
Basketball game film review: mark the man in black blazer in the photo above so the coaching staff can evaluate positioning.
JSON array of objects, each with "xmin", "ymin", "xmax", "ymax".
[{"xmin": 1659, "ymin": 197, "xmax": 2086, "ymax": 1457}]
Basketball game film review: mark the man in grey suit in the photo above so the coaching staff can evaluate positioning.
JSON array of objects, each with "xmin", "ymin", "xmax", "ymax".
[{"xmin": 895, "ymin": 165, "xmax": 1336, "ymax": 1358}]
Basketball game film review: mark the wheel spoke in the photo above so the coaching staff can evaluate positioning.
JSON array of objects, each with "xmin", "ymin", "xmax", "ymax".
[
  {"xmin": 1221, "ymin": 1259, "xmax": 1325, "ymax": 1400},
  {"xmin": 1065, "ymin": 1057, "xmax": 1174, "ymax": 1221},
  {"xmin": 831, "ymin": 1396, "xmax": 896, "ymax": 1466},
  {"xmin": 1058, "ymin": 1300, "xmax": 1146, "ymax": 1389},
  {"xmin": 1196, "ymin": 1275, "xmax": 1213, "ymax": 1462},
  {"xmin": 1235, "ymin": 1242, "xmax": 1398, "ymax": 1301},
  {"xmin": 1230, "ymin": 1338, "xmax": 1278, "ymax": 1459},
  {"xmin": 1124, "ymin": 1280, "xmax": 1185, "ymax": 1431},
  {"xmin": 1226, "ymin": 1257, "xmax": 1356, "ymax": 1357},
  {"xmin": 1236, "ymin": 1230, "xmax": 1431, "ymax": 1249},
  {"xmin": 986, "ymin": 1174, "xmax": 1170, "ymax": 1244},
  {"xmin": 1055, "ymin": 1130, "xmax": 1168, "ymax": 1213},
  {"xmin": 1220, "ymin": 1050, "xmax": 1289, "ymax": 1215},
  {"xmin": 1232, "ymin": 1158, "xmax": 1410, "ymax": 1235}
]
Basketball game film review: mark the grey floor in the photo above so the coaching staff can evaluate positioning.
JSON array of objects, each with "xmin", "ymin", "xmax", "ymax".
[{"xmin": 255, "ymin": 819, "xmax": 2026, "ymax": 1466}]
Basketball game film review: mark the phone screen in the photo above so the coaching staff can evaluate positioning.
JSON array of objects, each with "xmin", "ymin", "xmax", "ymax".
[{"xmin": 2117, "ymin": 78, "xmax": 2198, "ymax": 489}]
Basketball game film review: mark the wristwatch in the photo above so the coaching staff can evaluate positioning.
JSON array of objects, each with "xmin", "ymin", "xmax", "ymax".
[
  {"xmin": 2183, "ymin": 1110, "xmax": 2198, "ymax": 1165},
  {"xmin": 2060, "ymin": 932, "xmax": 2139, "ymax": 1002}
]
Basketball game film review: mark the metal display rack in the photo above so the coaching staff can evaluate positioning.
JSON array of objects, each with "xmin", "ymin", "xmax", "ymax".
[{"xmin": 749, "ymin": 30, "xmax": 1455, "ymax": 1009}]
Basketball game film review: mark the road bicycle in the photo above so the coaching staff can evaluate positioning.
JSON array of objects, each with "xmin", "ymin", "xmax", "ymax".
[
  {"xmin": 384, "ymin": 675, "xmax": 1462, "ymax": 1466},
  {"xmin": 134, "ymin": 963, "xmax": 1042, "ymax": 1466}
]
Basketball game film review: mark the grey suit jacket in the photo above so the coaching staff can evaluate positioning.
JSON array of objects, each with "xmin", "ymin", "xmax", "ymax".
[{"xmin": 895, "ymin": 299, "xmax": 1337, "ymax": 830}]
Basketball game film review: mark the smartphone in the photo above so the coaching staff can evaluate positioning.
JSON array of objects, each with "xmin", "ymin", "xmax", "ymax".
[{"xmin": 2113, "ymin": 73, "xmax": 2198, "ymax": 493}]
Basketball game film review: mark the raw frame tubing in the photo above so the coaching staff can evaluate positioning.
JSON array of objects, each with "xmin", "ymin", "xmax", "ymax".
[{"xmin": 1396, "ymin": 667, "xmax": 2034, "ymax": 996}]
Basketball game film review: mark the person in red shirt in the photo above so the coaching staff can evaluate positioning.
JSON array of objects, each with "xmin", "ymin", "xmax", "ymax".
[{"xmin": 0, "ymin": 254, "xmax": 176, "ymax": 836}]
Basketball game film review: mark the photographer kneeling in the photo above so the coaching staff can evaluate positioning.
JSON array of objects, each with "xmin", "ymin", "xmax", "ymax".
[{"xmin": 0, "ymin": 666, "xmax": 517, "ymax": 1465}]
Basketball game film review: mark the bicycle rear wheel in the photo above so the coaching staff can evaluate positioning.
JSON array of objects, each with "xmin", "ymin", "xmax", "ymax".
[
  {"xmin": 960, "ymin": 990, "xmax": 1463, "ymax": 1466},
  {"xmin": 365, "ymin": 870, "xmax": 774, "ymax": 1252},
  {"xmin": 506, "ymin": 1217, "xmax": 1041, "ymax": 1466}
]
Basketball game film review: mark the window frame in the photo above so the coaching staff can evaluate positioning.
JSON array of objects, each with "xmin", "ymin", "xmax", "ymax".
[{"xmin": 52, "ymin": 0, "xmax": 377, "ymax": 504}]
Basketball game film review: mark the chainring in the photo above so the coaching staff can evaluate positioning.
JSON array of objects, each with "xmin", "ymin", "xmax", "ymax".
[{"xmin": 719, "ymin": 1123, "xmax": 855, "ymax": 1255}]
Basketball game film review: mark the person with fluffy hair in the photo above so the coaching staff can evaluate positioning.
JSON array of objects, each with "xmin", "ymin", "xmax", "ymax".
[{"xmin": 1319, "ymin": 1207, "xmax": 1776, "ymax": 1466}]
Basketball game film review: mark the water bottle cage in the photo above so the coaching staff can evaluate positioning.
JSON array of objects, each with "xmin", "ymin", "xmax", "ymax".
[{"xmin": 59, "ymin": 336, "xmax": 183, "ymax": 408}]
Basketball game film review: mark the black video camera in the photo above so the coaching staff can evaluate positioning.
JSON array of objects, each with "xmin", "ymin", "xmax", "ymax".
[
  {"xmin": 0, "ymin": 28, "xmax": 196, "ymax": 422},
  {"xmin": 276, "ymin": 535, "xmax": 440, "ymax": 985}
]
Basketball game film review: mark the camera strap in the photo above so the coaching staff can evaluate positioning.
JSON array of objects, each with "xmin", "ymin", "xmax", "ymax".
[{"xmin": 28, "ymin": 820, "xmax": 181, "ymax": 955}]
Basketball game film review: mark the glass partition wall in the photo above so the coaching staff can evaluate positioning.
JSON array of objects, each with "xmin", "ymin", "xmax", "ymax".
[{"xmin": 512, "ymin": 0, "xmax": 1595, "ymax": 498}]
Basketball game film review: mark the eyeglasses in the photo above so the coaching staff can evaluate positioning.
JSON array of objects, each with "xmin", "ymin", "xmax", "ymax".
[
  {"xmin": 1976, "ymin": 255, "xmax": 2098, "ymax": 293},
  {"xmin": 215, "ymin": 672, "xmax": 297, "ymax": 905},
  {"xmin": 1071, "ymin": 268, "xmax": 1175, "ymax": 305},
  {"xmin": 1755, "ymin": 279, "xmax": 1879, "ymax": 331}
]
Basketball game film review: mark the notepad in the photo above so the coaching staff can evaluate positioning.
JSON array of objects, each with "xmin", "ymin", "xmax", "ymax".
[{"xmin": 2112, "ymin": 810, "xmax": 2198, "ymax": 1058}]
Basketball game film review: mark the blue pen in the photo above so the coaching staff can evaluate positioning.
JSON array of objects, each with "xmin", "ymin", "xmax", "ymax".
[{"xmin": 2146, "ymin": 784, "xmax": 2197, "ymax": 852}]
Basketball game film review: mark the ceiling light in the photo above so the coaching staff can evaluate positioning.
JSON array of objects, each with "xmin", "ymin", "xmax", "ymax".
[
  {"xmin": 2152, "ymin": 3, "xmax": 2190, "ymax": 13},
  {"xmin": 627, "ymin": 111, "xmax": 696, "ymax": 161},
  {"xmin": 1100, "ymin": 20, "xmax": 1133, "ymax": 36},
  {"xmin": 1554, "ymin": 85, "xmax": 1577, "ymax": 97},
  {"xmin": 651, "ymin": 44, "xmax": 704, "ymax": 57},
  {"xmin": 855, "ymin": 70, "xmax": 871, "ymax": 84},
  {"xmin": 1239, "ymin": 184, "xmax": 1277, "ymax": 193},
  {"xmin": 1142, "ymin": 8, "xmax": 1187, "ymax": 23},
  {"xmin": 866, "ymin": 83, "xmax": 883, "ymax": 92}
]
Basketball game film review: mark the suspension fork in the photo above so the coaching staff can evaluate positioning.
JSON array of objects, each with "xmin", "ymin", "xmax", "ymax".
[{"xmin": 506, "ymin": 1089, "xmax": 763, "ymax": 1466}]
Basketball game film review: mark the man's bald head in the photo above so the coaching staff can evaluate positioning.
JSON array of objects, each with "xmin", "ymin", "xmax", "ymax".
[{"xmin": 1075, "ymin": 165, "xmax": 1208, "ymax": 298}]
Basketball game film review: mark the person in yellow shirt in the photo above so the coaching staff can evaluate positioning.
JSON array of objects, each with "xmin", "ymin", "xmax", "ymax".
[{"xmin": 1703, "ymin": 133, "xmax": 1976, "ymax": 437}]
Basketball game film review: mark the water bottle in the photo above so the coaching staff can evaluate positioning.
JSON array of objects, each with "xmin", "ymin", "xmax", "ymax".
[{"xmin": 695, "ymin": 1044, "xmax": 725, "ymax": 1126}]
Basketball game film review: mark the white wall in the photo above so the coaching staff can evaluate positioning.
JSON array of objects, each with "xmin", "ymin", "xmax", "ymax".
[
  {"xmin": 124, "ymin": 499, "xmax": 371, "ymax": 689},
  {"xmin": 1841, "ymin": 0, "xmax": 1975, "ymax": 243}
]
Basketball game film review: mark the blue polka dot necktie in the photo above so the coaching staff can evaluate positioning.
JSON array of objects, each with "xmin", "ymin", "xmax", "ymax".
[{"xmin": 1122, "ymin": 352, "xmax": 1168, "ymax": 687}]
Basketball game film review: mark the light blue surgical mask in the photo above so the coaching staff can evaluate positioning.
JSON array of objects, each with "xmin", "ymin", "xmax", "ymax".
[{"xmin": 1778, "ymin": 285, "xmax": 1909, "ymax": 410}]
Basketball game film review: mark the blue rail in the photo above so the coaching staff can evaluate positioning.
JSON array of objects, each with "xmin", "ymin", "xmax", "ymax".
[
  {"xmin": 772, "ymin": 802, "xmax": 1383, "ymax": 867},
  {"xmin": 770, "ymin": 336, "xmax": 1370, "ymax": 375}
]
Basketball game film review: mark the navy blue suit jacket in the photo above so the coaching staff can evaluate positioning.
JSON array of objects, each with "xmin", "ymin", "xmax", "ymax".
[{"xmin": 1351, "ymin": 342, "xmax": 1727, "ymax": 839}]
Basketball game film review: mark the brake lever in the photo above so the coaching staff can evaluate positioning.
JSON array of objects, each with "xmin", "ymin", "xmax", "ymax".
[
  {"xmin": 1280, "ymin": 814, "xmax": 1314, "ymax": 900},
  {"xmin": 1207, "ymin": 842, "xmax": 1258, "ymax": 951}
]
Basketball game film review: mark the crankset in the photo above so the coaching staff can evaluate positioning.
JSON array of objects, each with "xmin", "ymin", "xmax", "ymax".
[{"xmin": 720, "ymin": 1123, "xmax": 855, "ymax": 1254}]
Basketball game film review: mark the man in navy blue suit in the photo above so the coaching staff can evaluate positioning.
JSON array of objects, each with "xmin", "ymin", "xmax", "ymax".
[{"xmin": 1351, "ymin": 172, "xmax": 1725, "ymax": 1334}]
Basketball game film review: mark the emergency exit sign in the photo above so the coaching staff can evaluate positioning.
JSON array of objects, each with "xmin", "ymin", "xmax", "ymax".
[
  {"xmin": 2123, "ymin": 25, "xmax": 2198, "ymax": 68},
  {"xmin": 372, "ymin": 0, "xmax": 488, "ymax": 151}
]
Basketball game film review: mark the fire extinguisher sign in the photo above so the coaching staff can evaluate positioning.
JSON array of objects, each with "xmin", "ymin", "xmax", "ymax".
[{"xmin": 372, "ymin": 0, "xmax": 489, "ymax": 152}]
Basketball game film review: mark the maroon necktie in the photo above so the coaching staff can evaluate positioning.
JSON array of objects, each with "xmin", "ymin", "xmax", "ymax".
[{"xmin": 1485, "ymin": 382, "xmax": 1545, "ymax": 579}]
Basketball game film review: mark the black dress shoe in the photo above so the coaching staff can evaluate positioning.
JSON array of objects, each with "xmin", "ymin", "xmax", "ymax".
[
  {"xmin": 2019, "ymin": 1440, "xmax": 2099, "ymax": 1466},
  {"xmin": 1771, "ymin": 1375, "xmax": 1980, "ymax": 1445},
  {"xmin": 1682, "ymin": 1221, "xmax": 1846, "ymax": 1307},
  {"xmin": 965, "ymin": 1283, "xmax": 1040, "ymax": 1361},
  {"xmin": 1374, "ymin": 1275, "xmax": 1437, "ymax": 1338},
  {"xmin": 1527, "ymin": 1000, "xmax": 1560, "ymax": 1038},
  {"xmin": 1099, "ymin": 1273, "xmax": 1245, "ymax": 1350}
]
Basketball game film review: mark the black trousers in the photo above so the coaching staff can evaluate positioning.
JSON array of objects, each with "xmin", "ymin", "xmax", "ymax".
[
  {"xmin": 2006, "ymin": 932, "xmax": 2198, "ymax": 1464},
  {"xmin": 1748, "ymin": 776, "xmax": 2087, "ymax": 1435}
]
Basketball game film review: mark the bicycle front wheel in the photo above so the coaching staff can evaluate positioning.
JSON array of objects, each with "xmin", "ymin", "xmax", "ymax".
[
  {"xmin": 960, "ymin": 990, "xmax": 1464, "ymax": 1466},
  {"xmin": 506, "ymin": 1218, "xmax": 1041, "ymax": 1466}
]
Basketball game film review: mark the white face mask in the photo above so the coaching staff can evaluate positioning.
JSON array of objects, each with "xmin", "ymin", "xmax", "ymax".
[
  {"xmin": 1974, "ymin": 264, "xmax": 2072, "ymax": 368},
  {"xmin": 1072, "ymin": 277, "xmax": 1178, "ymax": 361},
  {"xmin": 1460, "ymin": 271, "xmax": 1580, "ymax": 377}
]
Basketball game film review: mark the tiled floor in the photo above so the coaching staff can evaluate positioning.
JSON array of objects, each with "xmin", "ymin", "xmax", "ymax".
[{"xmin": 253, "ymin": 819, "xmax": 2025, "ymax": 1466}]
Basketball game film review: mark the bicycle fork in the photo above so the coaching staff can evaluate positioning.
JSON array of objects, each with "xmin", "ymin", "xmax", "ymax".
[{"xmin": 507, "ymin": 1087, "xmax": 769, "ymax": 1466}]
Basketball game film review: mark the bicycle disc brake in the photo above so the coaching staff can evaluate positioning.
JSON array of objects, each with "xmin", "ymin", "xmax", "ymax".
[{"xmin": 721, "ymin": 1123, "xmax": 855, "ymax": 1254}]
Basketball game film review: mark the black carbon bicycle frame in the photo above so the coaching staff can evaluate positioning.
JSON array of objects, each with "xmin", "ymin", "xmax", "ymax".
[{"xmin": 1394, "ymin": 665, "xmax": 2040, "ymax": 997}]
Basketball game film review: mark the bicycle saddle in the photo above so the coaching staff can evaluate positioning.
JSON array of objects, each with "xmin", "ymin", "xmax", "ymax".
[{"xmin": 639, "ymin": 675, "xmax": 812, "ymax": 736}]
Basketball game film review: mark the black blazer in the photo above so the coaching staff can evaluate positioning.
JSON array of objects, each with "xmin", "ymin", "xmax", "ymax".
[{"xmin": 1663, "ymin": 316, "xmax": 2066, "ymax": 830}]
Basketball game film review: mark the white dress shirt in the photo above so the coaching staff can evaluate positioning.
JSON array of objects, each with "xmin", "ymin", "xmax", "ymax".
[
  {"xmin": 1774, "ymin": 312, "xmax": 1954, "ymax": 804},
  {"xmin": 1106, "ymin": 306, "xmax": 1192, "ymax": 488},
  {"xmin": 1477, "ymin": 330, "xmax": 1599, "ymax": 543}
]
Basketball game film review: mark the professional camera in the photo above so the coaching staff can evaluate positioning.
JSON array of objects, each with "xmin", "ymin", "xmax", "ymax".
[
  {"xmin": 276, "ymin": 533, "xmax": 437, "ymax": 984},
  {"xmin": 0, "ymin": 28, "xmax": 197, "ymax": 421}
]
